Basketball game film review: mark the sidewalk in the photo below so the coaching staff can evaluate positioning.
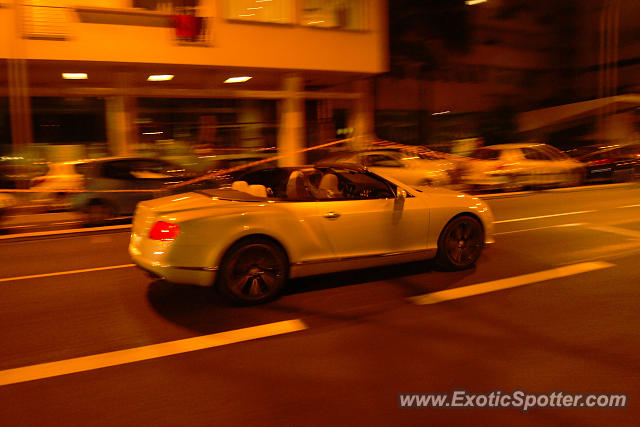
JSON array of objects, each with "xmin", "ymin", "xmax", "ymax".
[{"xmin": 2, "ymin": 210, "xmax": 84, "ymax": 230}]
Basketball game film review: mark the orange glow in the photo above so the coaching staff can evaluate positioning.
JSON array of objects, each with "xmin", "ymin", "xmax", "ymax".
[
  {"xmin": 62, "ymin": 73, "xmax": 87, "ymax": 80},
  {"xmin": 147, "ymin": 74, "xmax": 174, "ymax": 81},
  {"xmin": 224, "ymin": 76, "xmax": 253, "ymax": 83}
]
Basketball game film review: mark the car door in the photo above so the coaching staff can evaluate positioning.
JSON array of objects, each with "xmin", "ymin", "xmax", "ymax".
[
  {"xmin": 466, "ymin": 148, "xmax": 503, "ymax": 177},
  {"xmin": 520, "ymin": 147, "xmax": 557, "ymax": 185},
  {"xmin": 537, "ymin": 145, "xmax": 580, "ymax": 184},
  {"xmin": 314, "ymin": 169, "xmax": 429, "ymax": 259}
]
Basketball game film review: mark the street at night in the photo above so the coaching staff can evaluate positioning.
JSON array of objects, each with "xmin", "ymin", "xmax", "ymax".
[
  {"xmin": 1, "ymin": 183, "xmax": 638, "ymax": 425},
  {"xmin": 3, "ymin": 0, "xmax": 640, "ymax": 424}
]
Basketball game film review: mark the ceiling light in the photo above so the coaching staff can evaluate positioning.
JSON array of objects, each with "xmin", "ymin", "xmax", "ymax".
[
  {"xmin": 147, "ymin": 74, "xmax": 174, "ymax": 81},
  {"xmin": 465, "ymin": 0, "xmax": 487, "ymax": 5},
  {"xmin": 224, "ymin": 76, "xmax": 253, "ymax": 83},
  {"xmin": 62, "ymin": 73, "xmax": 87, "ymax": 80}
]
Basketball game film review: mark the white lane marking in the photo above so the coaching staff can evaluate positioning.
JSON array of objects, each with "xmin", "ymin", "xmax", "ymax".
[
  {"xmin": 408, "ymin": 261, "xmax": 615, "ymax": 305},
  {"xmin": 494, "ymin": 210, "xmax": 597, "ymax": 224},
  {"xmin": 586, "ymin": 224, "xmax": 640, "ymax": 239},
  {"xmin": 0, "ymin": 224, "xmax": 131, "ymax": 240},
  {"xmin": 0, "ymin": 264, "xmax": 136, "ymax": 283},
  {"xmin": 478, "ymin": 191, "xmax": 532, "ymax": 198},
  {"xmin": 619, "ymin": 204, "xmax": 640, "ymax": 208},
  {"xmin": 0, "ymin": 319, "xmax": 308, "ymax": 387},
  {"xmin": 494, "ymin": 223, "xmax": 584, "ymax": 235}
]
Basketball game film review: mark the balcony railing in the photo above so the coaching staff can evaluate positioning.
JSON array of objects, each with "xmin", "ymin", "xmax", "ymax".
[
  {"xmin": 19, "ymin": 3, "xmax": 210, "ymax": 45},
  {"xmin": 22, "ymin": 3, "xmax": 69, "ymax": 40}
]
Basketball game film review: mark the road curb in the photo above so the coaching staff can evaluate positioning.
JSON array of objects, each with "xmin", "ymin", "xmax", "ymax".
[
  {"xmin": 478, "ymin": 182, "xmax": 638, "ymax": 200},
  {"xmin": 0, "ymin": 224, "xmax": 131, "ymax": 242}
]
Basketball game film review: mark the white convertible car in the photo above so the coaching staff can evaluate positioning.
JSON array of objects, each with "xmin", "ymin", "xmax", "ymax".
[{"xmin": 129, "ymin": 164, "xmax": 494, "ymax": 304}]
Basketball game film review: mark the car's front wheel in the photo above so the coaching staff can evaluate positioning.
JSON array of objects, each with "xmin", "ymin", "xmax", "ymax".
[
  {"xmin": 217, "ymin": 237, "xmax": 288, "ymax": 305},
  {"xmin": 435, "ymin": 215, "xmax": 484, "ymax": 271}
]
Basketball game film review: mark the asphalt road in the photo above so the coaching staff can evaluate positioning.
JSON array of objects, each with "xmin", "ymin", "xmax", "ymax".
[{"xmin": 0, "ymin": 183, "xmax": 639, "ymax": 426}]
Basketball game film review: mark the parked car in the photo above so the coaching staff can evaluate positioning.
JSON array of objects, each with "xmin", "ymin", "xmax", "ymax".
[
  {"xmin": 0, "ymin": 192, "xmax": 18, "ymax": 223},
  {"xmin": 129, "ymin": 163, "xmax": 494, "ymax": 304},
  {"xmin": 56, "ymin": 157, "xmax": 200, "ymax": 224},
  {"xmin": 29, "ymin": 160, "xmax": 87, "ymax": 210},
  {"xmin": 568, "ymin": 143, "xmax": 640, "ymax": 183},
  {"xmin": 460, "ymin": 143, "xmax": 585, "ymax": 192},
  {"xmin": 322, "ymin": 150, "xmax": 458, "ymax": 187}
]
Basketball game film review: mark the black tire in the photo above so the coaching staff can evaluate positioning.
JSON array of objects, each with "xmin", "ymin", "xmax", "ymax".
[
  {"xmin": 216, "ymin": 237, "xmax": 288, "ymax": 305},
  {"xmin": 84, "ymin": 200, "xmax": 115, "ymax": 226},
  {"xmin": 435, "ymin": 215, "xmax": 485, "ymax": 271}
]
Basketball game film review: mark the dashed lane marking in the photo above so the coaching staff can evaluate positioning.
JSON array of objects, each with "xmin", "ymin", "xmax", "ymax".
[
  {"xmin": 0, "ymin": 319, "xmax": 308, "ymax": 387},
  {"xmin": 586, "ymin": 224, "xmax": 640, "ymax": 239},
  {"xmin": 493, "ymin": 211, "xmax": 597, "ymax": 224},
  {"xmin": 0, "ymin": 224, "xmax": 131, "ymax": 240},
  {"xmin": 494, "ymin": 223, "xmax": 584, "ymax": 235},
  {"xmin": 408, "ymin": 262, "xmax": 615, "ymax": 305},
  {"xmin": 0, "ymin": 264, "xmax": 136, "ymax": 283}
]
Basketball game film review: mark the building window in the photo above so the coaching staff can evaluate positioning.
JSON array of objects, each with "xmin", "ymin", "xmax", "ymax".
[
  {"xmin": 133, "ymin": 0, "xmax": 198, "ymax": 14},
  {"xmin": 301, "ymin": 0, "xmax": 366, "ymax": 30},
  {"xmin": 31, "ymin": 97, "xmax": 106, "ymax": 145},
  {"xmin": 223, "ymin": 0, "xmax": 295, "ymax": 24}
]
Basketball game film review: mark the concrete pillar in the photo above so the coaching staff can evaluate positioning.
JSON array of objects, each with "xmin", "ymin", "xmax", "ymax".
[
  {"xmin": 349, "ymin": 78, "xmax": 375, "ymax": 150},
  {"xmin": 106, "ymin": 95, "xmax": 136, "ymax": 156},
  {"xmin": 8, "ymin": 58, "xmax": 33, "ymax": 150},
  {"xmin": 238, "ymin": 99, "xmax": 263, "ymax": 148},
  {"xmin": 602, "ymin": 111, "xmax": 638, "ymax": 141},
  {"xmin": 278, "ymin": 73, "xmax": 304, "ymax": 166}
]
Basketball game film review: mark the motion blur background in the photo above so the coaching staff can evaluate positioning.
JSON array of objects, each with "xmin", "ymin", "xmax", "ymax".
[
  {"xmin": 2, "ymin": 3, "xmax": 640, "ymax": 425},
  {"xmin": 1, "ymin": 0, "xmax": 640, "ymax": 219}
]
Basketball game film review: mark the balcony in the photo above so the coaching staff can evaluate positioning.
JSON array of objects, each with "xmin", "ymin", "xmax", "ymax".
[
  {"xmin": 20, "ymin": 3, "xmax": 209, "ymax": 45},
  {"xmin": 22, "ymin": 3, "xmax": 69, "ymax": 40}
]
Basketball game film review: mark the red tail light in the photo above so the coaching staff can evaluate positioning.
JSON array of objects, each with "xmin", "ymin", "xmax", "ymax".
[
  {"xmin": 588, "ymin": 159, "xmax": 614, "ymax": 166},
  {"xmin": 149, "ymin": 221, "xmax": 180, "ymax": 241}
]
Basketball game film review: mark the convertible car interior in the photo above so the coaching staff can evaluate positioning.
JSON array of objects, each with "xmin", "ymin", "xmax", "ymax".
[{"xmin": 229, "ymin": 166, "xmax": 398, "ymax": 201}]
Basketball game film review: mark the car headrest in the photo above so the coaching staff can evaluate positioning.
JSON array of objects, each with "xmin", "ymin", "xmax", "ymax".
[
  {"xmin": 286, "ymin": 171, "xmax": 308, "ymax": 200},
  {"xmin": 231, "ymin": 181, "xmax": 249, "ymax": 192},
  {"xmin": 247, "ymin": 184, "xmax": 267, "ymax": 198},
  {"xmin": 319, "ymin": 173, "xmax": 339, "ymax": 191}
]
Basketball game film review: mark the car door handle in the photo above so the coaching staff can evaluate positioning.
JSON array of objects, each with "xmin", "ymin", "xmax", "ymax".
[{"xmin": 323, "ymin": 212, "xmax": 341, "ymax": 220}]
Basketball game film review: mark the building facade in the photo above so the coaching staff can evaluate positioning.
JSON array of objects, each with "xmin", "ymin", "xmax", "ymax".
[
  {"xmin": 376, "ymin": 0, "xmax": 640, "ymax": 149},
  {"xmin": 0, "ymin": 0, "xmax": 388, "ymax": 164}
]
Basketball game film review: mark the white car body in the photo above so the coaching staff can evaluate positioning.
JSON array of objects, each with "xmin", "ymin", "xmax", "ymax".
[
  {"xmin": 461, "ymin": 143, "xmax": 585, "ymax": 191},
  {"xmin": 129, "ymin": 165, "xmax": 493, "ymax": 301}
]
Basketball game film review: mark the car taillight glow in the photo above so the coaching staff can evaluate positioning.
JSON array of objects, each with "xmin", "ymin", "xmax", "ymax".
[{"xmin": 149, "ymin": 221, "xmax": 180, "ymax": 241}]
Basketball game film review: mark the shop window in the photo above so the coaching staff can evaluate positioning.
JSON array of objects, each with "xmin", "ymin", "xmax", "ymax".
[
  {"xmin": 301, "ymin": 0, "xmax": 366, "ymax": 30},
  {"xmin": 31, "ymin": 97, "xmax": 106, "ymax": 144},
  {"xmin": 0, "ymin": 98, "xmax": 10, "ymax": 146},
  {"xmin": 223, "ymin": 0, "xmax": 295, "ymax": 24}
]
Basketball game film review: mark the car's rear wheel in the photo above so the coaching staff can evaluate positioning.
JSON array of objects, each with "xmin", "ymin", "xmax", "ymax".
[
  {"xmin": 435, "ymin": 215, "xmax": 484, "ymax": 271},
  {"xmin": 84, "ymin": 200, "xmax": 115, "ymax": 226},
  {"xmin": 217, "ymin": 237, "xmax": 288, "ymax": 305}
]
